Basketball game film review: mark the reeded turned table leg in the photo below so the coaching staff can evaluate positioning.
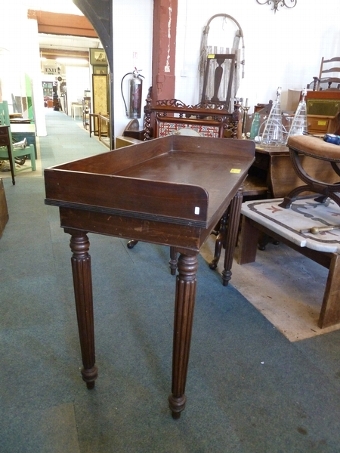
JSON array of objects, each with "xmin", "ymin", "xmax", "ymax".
[
  {"xmin": 168, "ymin": 252, "xmax": 198, "ymax": 419},
  {"xmin": 67, "ymin": 230, "xmax": 98, "ymax": 389}
]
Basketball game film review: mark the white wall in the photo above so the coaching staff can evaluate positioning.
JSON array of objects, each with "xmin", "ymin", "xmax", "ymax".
[
  {"xmin": 175, "ymin": 0, "xmax": 340, "ymax": 111},
  {"xmin": 65, "ymin": 66, "xmax": 91, "ymax": 114},
  {"xmin": 112, "ymin": 0, "xmax": 153, "ymax": 137},
  {"xmin": 0, "ymin": 0, "xmax": 47, "ymax": 135},
  {"xmin": 2, "ymin": 0, "xmax": 339, "ymax": 141}
]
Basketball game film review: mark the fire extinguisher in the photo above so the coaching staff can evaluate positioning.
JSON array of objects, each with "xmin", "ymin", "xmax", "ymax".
[{"xmin": 121, "ymin": 68, "xmax": 145, "ymax": 119}]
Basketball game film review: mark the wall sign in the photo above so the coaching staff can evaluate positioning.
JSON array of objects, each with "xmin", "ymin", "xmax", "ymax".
[{"xmin": 44, "ymin": 67, "xmax": 61, "ymax": 75}]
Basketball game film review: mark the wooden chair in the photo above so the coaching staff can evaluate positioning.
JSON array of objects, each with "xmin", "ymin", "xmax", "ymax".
[
  {"xmin": 127, "ymin": 94, "xmax": 243, "ymax": 283},
  {"xmin": 279, "ymin": 135, "xmax": 340, "ymax": 210},
  {"xmin": 198, "ymin": 13, "xmax": 245, "ymax": 113},
  {"xmin": 200, "ymin": 53, "xmax": 236, "ymax": 111},
  {"xmin": 0, "ymin": 101, "xmax": 36, "ymax": 185},
  {"xmin": 311, "ymin": 57, "xmax": 340, "ymax": 91},
  {"xmin": 143, "ymin": 96, "xmax": 240, "ymax": 141}
]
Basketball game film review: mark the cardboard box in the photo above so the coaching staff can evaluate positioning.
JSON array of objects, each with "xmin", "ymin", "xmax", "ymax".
[
  {"xmin": 0, "ymin": 178, "xmax": 9, "ymax": 238},
  {"xmin": 286, "ymin": 89, "xmax": 301, "ymax": 112}
]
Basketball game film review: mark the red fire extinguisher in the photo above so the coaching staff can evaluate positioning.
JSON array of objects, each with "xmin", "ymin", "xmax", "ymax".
[{"xmin": 121, "ymin": 68, "xmax": 145, "ymax": 119}]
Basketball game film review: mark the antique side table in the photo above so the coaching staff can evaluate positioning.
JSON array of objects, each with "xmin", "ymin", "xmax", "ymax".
[{"xmin": 44, "ymin": 135, "xmax": 254, "ymax": 418}]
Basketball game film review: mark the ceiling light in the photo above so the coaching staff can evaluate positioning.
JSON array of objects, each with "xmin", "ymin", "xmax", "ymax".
[{"xmin": 256, "ymin": 0, "xmax": 297, "ymax": 12}]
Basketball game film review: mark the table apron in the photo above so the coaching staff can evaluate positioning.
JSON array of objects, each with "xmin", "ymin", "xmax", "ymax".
[{"xmin": 60, "ymin": 207, "xmax": 212, "ymax": 252}]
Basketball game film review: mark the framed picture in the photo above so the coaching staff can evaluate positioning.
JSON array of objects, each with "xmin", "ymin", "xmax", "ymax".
[
  {"xmin": 93, "ymin": 65, "xmax": 108, "ymax": 75},
  {"xmin": 92, "ymin": 74, "xmax": 110, "ymax": 136},
  {"xmin": 90, "ymin": 48, "xmax": 108, "ymax": 66}
]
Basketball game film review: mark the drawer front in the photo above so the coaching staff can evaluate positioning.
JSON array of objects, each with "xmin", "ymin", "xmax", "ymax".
[{"xmin": 307, "ymin": 116, "xmax": 329, "ymax": 133}]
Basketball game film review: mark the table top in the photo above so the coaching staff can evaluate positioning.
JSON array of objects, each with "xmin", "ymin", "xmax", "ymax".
[
  {"xmin": 242, "ymin": 198, "xmax": 340, "ymax": 253},
  {"xmin": 10, "ymin": 123, "xmax": 36, "ymax": 133},
  {"xmin": 45, "ymin": 135, "xmax": 255, "ymax": 230},
  {"xmin": 255, "ymin": 143, "xmax": 289, "ymax": 155}
]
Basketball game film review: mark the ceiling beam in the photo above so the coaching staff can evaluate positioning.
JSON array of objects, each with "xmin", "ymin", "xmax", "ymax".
[
  {"xmin": 28, "ymin": 10, "xmax": 97, "ymax": 38},
  {"xmin": 40, "ymin": 48, "xmax": 89, "ymax": 61}
]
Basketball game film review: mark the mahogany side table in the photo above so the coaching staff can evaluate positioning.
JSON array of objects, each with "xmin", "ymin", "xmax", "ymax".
[{"xmin": 44, "ymin": 135, "xmax": 255, "ymax": 418}]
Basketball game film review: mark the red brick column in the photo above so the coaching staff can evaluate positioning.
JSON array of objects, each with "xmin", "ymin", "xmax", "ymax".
[{"xmin": 152, "ymin": 0, "xmax": 178, "ymax": 101}]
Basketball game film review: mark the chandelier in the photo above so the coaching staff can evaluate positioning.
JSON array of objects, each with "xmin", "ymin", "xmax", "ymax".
[{"xmin": 256, "ymin": 0, "xmax": 297, "ymax": 13}]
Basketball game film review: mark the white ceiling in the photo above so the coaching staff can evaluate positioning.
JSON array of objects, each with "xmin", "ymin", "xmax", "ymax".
[
  {"xmin": 39, "ymin": 34, "xmax": 101, "ymax": 54},
  {"xmin": 28, "ymin": 0, "xmax": 83, "ymax": 16}
]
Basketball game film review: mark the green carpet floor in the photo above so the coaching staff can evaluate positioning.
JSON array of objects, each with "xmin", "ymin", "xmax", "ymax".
[{"xmin": 1, "ymin": 110, "xmax": 340, "ymax": 452}]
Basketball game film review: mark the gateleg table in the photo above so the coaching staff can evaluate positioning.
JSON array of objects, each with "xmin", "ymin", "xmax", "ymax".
[{"xmin": 44, "ymin": 135, "xmax": 254, "ymax": 418}]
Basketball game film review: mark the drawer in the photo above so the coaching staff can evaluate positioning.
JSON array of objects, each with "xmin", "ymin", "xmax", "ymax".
[{"xmin": 307, "ymin": 115, "xmax": 330, "ymax": 133}]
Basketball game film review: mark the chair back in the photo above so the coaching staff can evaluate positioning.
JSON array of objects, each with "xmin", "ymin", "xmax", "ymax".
[
  {"xmin": 0, "ymin": 101, "xmax": 14, "ymax": 149},
  {"xmin": 0, "ymin": 101, "xmax": 10, "ymax": 126},
  {"xmin": 200, "ymin": 53, "xmax": 236, "ymax": 111},
  {"xmin": 144, "ymin": 97, "xmax": 239, "ymax": 140},
  {"xmin": 317, "ymin": 57, "xmax": 340, "ymax": 90}
]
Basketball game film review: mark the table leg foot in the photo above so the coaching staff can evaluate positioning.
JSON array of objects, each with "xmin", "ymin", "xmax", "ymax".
[
  {"xmin": 169, "ymin": 394, "xmax": 186, "ymax": 419},
  {"xmin": 82, "ymin": 366, "xmax": 98, "ymax": 389},
  {"xmin": 221, "ymin": 269, "xmax": 231, "ymax": 286}
]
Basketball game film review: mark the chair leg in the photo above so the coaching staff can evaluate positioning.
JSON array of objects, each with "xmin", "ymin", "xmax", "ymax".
[
  {"xmin": 12, "ymin": 144, "xmax": 36, "ymax": 174},
  {"xmin": 7, "ymin": 144, "xmax": 16, "ymax": 185},
  {"xmin": 29, "ymin": 145, "xmax": 36, "ymax": 171}
]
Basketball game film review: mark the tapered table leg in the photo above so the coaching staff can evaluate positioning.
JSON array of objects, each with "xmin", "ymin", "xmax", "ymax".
[
  {"xmin": 67, "ymin": 230, "xmax": 98, "ymax": 389},
  {"xmin": 222, "ymin": 187, "xmax": 243, "ymax": 286},
  {"xmin": 209, "ymin": 210, "xmax": 227, "ymax": 270},
  {"xmin": 168, "ymin": 252, "xmax": 198, "ymax": 419},
  {"xmin": 169, "ymin": 246, "xmax": 178, "ymax": 275}
]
